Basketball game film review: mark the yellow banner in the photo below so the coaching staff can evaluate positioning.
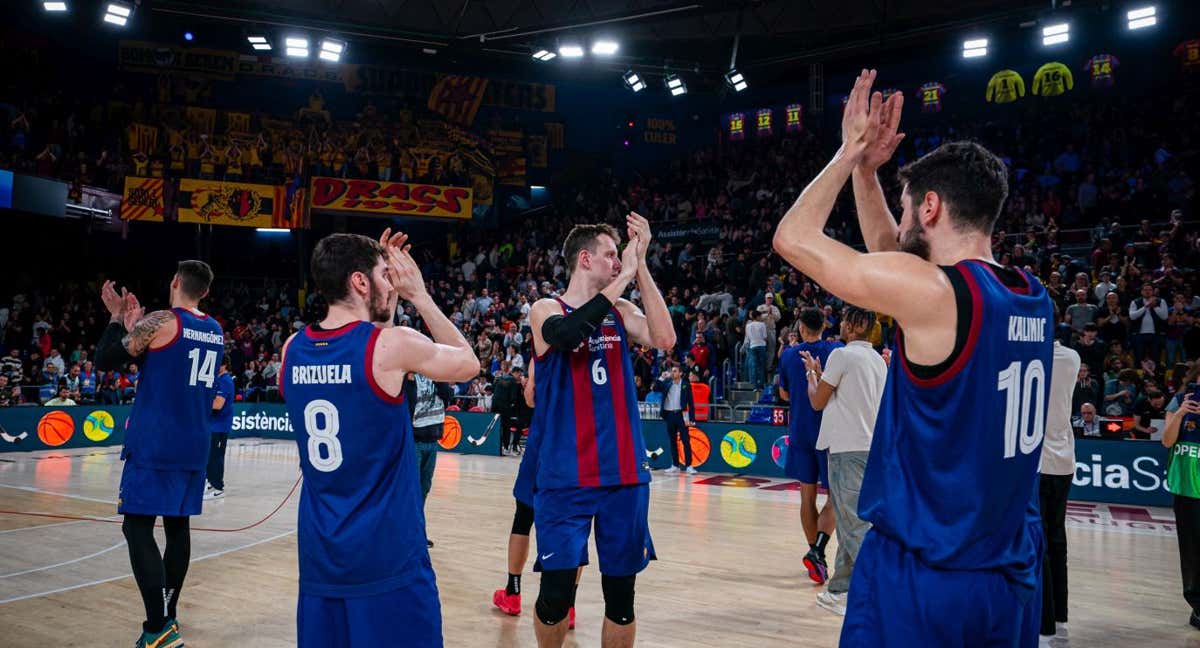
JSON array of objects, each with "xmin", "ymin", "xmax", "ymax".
[
  {"xmin": 236, "ymin": 58, "xmax": 346, "ymax": 83},
  {"xmin": 310, "ymin": 177, "xmax": 473, "ymax": 220},
  {"xmin": 225, "ymin": 112, "xmax": 251, "ymax": 135},
  {"xmin": 527, "ymin": 135, "xmax": 548, "ymax": 168},
  {"xmin": 186, "ymin": 107, "xmax": 217, "ymax": 135},
  {"xmin": 127, "ymin": 123, "xmax": 159, "ymax": 153},
  {"xmin": 120, "ymin": 177, "xmax": 166, "ymax": 222},
  {"xmin": 427, "ymin": 76, "xmax": 488, "ymax": 126},
  {"xmin": 178, "ymin": 179, "xmax": 288, "ymax": 228},
  {"xmin": 118, "ymin": 41, "xmax": 237, "ymax": 80},
  {"xmin": 544, "ymin": 122, "xmax": 565, "ymax": 149}
]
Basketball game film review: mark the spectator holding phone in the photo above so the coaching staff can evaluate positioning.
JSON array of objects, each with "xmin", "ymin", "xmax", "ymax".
[{"xmin": 1162, "ymin": 388, "xmax": 1200, "ymax": 631}]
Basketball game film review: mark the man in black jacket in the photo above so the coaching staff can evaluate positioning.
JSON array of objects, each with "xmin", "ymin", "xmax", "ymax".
[
  {"xmin": 404, "ymin": 372, "xmax": 454, "ymax": 548},
  {"xmin": 493, "ymin": 367, "xmax": 525, "ymax": 455},
  {"xmin": 655, "ymin": 365, "xmax": 697, "ymax": 474}
]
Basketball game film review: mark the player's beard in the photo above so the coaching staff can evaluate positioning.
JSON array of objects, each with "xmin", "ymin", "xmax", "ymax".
[
  {"xmin": 367, "ymin": 277, "xmax": 392, "ymax": 324},
  {"xmin": 898, "ymin": 219, "xmax": 931, "ymax": 261}
]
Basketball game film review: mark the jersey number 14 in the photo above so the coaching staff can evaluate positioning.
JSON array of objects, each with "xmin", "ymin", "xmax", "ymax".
[
  {"xmin": 997, "ymin": 360, "xmax": 1046, "ymax": 459},
  {"xmin": 187, "ymin": 348, "xmax": 217, "ymax": 388}
]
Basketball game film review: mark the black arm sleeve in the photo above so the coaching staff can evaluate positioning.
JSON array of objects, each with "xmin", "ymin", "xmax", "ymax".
[
  {"xmin": 435, "ymin": 381, "xmax": 454, "ymax": 405},
  {"xmin": 95, "ymin": 322, "xmax": 135, "ymax": 372},
  {"xmin": 541, "ymin": 294, "xmax": 613, "ymax": 352}
]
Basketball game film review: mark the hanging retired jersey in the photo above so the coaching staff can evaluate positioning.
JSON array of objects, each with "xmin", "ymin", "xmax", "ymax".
[
  {"xmin": 1174, "ymin": 39, "xmax": 1200, "ymax": 72},
  {"xmin": 986, "ymin": 70, "xmax": 1025, "ymax": 104},
  {"xmin": 858, "ymin": 261, "xmax": 1053, "ymax": 594},
  {"xmin": 281, "ymin": 321, "xmax": 426, "ymax": 597},
  {"xmin": 1083, "ymin": 54, "xmax": 1120, "ymax": 88},
  {"xmin": 123, "ymin": 308, "xmax": 224, "ymax": 470},
  {"xmin": 918, "ymin": 82, "xmax": 947, "ymax": 113},
  {"xmin": 1033, "ymin": 62, "xmax": 1074, "ymax": 97},
  {"xmin": 533, "ymin": 298, "xmax": 650, "ymax": 490}
]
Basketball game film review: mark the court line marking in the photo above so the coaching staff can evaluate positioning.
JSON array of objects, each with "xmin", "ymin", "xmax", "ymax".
[
  {"xmin": 0, "ymin": 483, "xmax": 118, "ymax": 505},
  {"xmin": 0, "ymin": 529, "xmax": 296, "ymax": 605},
  {"xmin": 0, "ymin": 518, "xmax": 114, "ymax": 535},
  {"xmin": 0, "ymin": 540, "xmax": 127, "ymax": 579}
]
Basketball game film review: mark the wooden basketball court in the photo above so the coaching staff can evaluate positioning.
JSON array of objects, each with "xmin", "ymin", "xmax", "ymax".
[{"xmin": 0, "ymin": 439, "xmax": 1197, "ymax": 647}]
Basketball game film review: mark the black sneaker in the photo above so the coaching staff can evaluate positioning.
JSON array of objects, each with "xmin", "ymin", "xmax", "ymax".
[
  {"xmin": 802, "ymin": 548, "xmax": 828, "ymax": 585},
  {"xmin": 1190, "ymin": 610, "xmax": 1200, "ymax": 630},
  {"xmin": 427, "ymin": 539, "xmax": 435, "ymax": 549}
]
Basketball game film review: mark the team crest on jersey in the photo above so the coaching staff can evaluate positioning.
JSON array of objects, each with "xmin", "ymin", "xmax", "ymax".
[
  {"xmin": 1187, "ymin": 421, "xmax": 1197, "ymax": 432},
  {"xmin": 602, "ymin": 313, "xmax": 617, "ymax": 328}
]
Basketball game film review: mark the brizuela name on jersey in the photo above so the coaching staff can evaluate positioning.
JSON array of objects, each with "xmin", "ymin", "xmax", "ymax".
[
  {"xmin": 290, "ymin": 364, "xmax": 353, "ymax": 385},
  {"xmin": 1007, "ymin": 316, "xmax": 1046, "ymax": 342}
]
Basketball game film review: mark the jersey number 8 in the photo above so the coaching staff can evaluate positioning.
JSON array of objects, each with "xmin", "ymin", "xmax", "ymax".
[
  {"xmin": 304, "ymin": 399, "xmax": 343, "ymax": 472},
  {"xmin": 997, "ymin": 360, "xmax": 1046, "ymax": 459}
]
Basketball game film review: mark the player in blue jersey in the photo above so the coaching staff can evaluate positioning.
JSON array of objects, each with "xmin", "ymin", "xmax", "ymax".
[
  {"xmin": 204, "ymin": 357, "xmax": 235, "ymax": 500},
  {"xmin": 96, "ymin": 261, "xmax": 223, "ymax": 648},
  {"xmin": 280, "ymin": 230, "xmax": 478, "ymax": 648},
  {"xmin": 774, "ymin": 70, "xmax": 1053, "ymax": 646},
  {"xmin": 778, "ymin": 306, "xmax": 842, "ymax": 584},
  {"xmin": 528, "ymin": 213, "xmax": 676, "ymax": 648},
  {"xmin": 493, "ymin": 359, "xmax": 586, "ymax": 628}
]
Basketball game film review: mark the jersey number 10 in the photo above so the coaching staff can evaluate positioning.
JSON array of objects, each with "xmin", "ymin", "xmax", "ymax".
[{"xmin": 997, "ymin": 360, "xmax": 1046, "ymax": 459}]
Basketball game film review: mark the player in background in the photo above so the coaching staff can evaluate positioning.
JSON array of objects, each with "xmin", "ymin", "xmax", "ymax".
[
  {"xmin": 774, "ymin": 70, "xmax": 1053, "ymax": 646},
  {"xmin": 492, "ymin": 359, "xmax": 585, "ymax": 629},
  {"xmin": 205, "ymin": 357, "xmax": 235, "ymax": 500},
  {"xmin": 777, "ymin": 307, "xmax": 842, "ymax": 584},
  {"xmin": 280, "ymin": 230, "xmax": 478, "ymax": 647},
  {"xmin": 96, "ymin": 261, "xmax": 223, "ymax": 648},
  {"xmin": 529, "ymin": 213, "xmax": 675, "ymax": 648}
]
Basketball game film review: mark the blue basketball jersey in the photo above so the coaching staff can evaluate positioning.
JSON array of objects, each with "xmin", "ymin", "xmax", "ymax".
[
  {"xmin": 858, "ymin": 260, "xmax": 1053, "ymax": 591},
  {"xmin": 282, "ymin": 321, "xmax": 427, "ymax": 597},
  {"xmin": 534, "ymin": 298, "xmax": 650, "ymax": 490},
  {"xmin": 778, "ymin": 339, "xmax": 843, "ymax": 445},
  {"xmin": 208, "ymin": 372, "xmax": 235, "ymax": 434},
  {"xmin": 123, "ymin": 308, "xmax": 224, "ymax": 470}
]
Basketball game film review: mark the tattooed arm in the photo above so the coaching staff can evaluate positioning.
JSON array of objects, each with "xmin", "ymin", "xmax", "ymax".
[
  {"xmin": 96, "ymin": 282, "xmax": 179, "ymax": 370},
  {"xmin": 122, "ymin": 310, "xmax": 178, "ymax": 356}
]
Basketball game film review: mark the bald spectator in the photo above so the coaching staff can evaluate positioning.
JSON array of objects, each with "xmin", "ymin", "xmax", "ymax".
[{"xmin": 1073, "ymin": 403, "xmax": 1101, "ymax": 437}]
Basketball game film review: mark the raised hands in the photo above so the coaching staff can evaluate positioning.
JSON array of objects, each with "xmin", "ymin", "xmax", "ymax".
[
  {"xmin": 379, "ymin": 227, "xmax": 428, "ymax": 302},
  {"xmin": 841, "ymin": 69, "xmax": 905, "ymax": 170},
  {"xmin": 627, "ymin": 211, "xmax": 652, "ymax": 262}
]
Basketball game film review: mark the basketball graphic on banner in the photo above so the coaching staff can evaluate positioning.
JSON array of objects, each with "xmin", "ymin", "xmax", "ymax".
[
  {"xmin": 771, "ymin": 435, "xmax": 789, "ymax": 468},
  {"xmin": 83, "ymin": 410, "xmax": 115, "ymax": 442},
  {"xmin": 720, "ymin": 429, "xmax": 757, "ymax": 469},
  {"xmin": 439, "ymin": 415, "xmax": 462, "ymax": 450},
  {"xmin": 37, "ymin": 411, "xmax": 75, "ymax": 447},
  {"xmin": 677, "ymin": 426, "xmax": 711, "ymax": 467}
]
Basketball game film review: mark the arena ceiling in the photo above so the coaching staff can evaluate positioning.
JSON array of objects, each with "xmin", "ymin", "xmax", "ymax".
[{"xmin": 149, "ymin": 0, "xmax": 1075, "ymax": 74}]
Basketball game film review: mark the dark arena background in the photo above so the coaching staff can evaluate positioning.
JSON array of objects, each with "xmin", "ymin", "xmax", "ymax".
[{"xmin": 1, "ymin": 0, "xmax": 1200, "ymax": 646}]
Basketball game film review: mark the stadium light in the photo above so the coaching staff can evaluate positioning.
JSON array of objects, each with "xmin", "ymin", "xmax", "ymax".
[
  {"xmin": 559, "ymin": 43, "xmax": 584, "ymax": 58},
  {"xmin": 1127, "ymin": 6, "xmax": 1157, "ymax": 29},
  {"xmin": 103, "ymin": 2, "xmax": 131, "ymax": 26},
  {"xmin": 285, "ymin": 36, "xmax": 310, "ymax": 58},
  {"xmin": 319, "ymin": 38, "xmax": 346, "ymax": 63},
  {"xmin": 592, "ymin": 40, "xmax": 619, "ymax": 56},
  {"xmin": 962, "ymin": 38, "xmax": 988, "ymax": 58},
  {"xmin": 532, "ymin": 49, "xmax": 556, "ymax": 61},
  {"xmin": 725, "ymin": 69, "xmax": 748, "ymax": 92},
  {"xmin": 256, "ymin": 228, "xmax": 291, "ymax": 234},
  {"xmin": 247, "ymin": 35, "xmax": 272, "ymax": 51},
  {"xmin": 43, "ymin": 1, "xmax": 68, "ymax": 11},
  {"xmin": 1042, "ymin": 23, "xmax": 1069, "ymax": 46},
  {"xmin": 665, "ymin": 74, "xmax": 687, "ymax": 97},
  {"xmin": 623, "ymin": 70, "xmax": 646, "ymax": 93},
  {"xmin": 184, "ymin": 32, "xmax": 194, "ymax": 42}
]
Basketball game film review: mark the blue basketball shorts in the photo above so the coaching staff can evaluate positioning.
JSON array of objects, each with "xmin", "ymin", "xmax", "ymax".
[
  {"xmin": 298, "ymin": 554, "xmax": 442, "ymax": 648},
  {"xmin": 784, "ymin": 432, "xmax": 828, "ymax": 489},
  {"xmin": 533, "ymin": 484, "xmax": 655, "ymax": 576},
  {"xmin": 117, "ymin": 463, "xmax": 205, "ymax": 517},
  {"xmin": 840, "ymin": 529, "xmax": 1042, "ymax": 648},
  {"xmin": 513, "ymin": 452, "xmax": 537, "ymax": 507}
]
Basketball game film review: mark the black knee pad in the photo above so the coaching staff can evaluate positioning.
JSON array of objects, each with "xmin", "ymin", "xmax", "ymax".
[
  {"xmin": 535, "ymin": 569, "xmax": 576, "ymax": 625},
  {"xmin": 511, "ymin": 501, "xmax": 534, "ymax": 536},
  {"xmin": 601, "ymin": 574, "xmax": 636, "ymax": 625}
]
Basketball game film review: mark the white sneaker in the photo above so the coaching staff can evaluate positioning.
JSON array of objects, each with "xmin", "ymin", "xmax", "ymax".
[
  {"xmin": 815, "ymin": 590, "xmax": 847, "ymax": 616},
  {"xmin": 663, "ymin": 466, "xmax": 680, "ymax": 474},
  {"xmin": 1055, "ymin": 623, "xmax": 1068, "ymax": 638},
  {"xmin": 501, "ymin": 449, "xmax": 511, "ymax": 457},
  {"xmin": 203, "ymin": 488, "xmax": 224, "ymax": 500},
  {"xmin": 685, "ymin": 466, "xmax": 697, "ymax": 475}
]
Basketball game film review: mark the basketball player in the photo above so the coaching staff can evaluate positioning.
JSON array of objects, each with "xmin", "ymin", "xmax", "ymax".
[
  {"xmin": 529, "ymin": 213, "xmax": 675, "ymax": 648},
  {"xmin": 773, "ymin": 70, "xmax": 1053, "ymax": 645},
  {"xmin": 280, "ymin": 230, "xmax": 478, "ymax": 647},
  {"xmin": 493, "ymin": 359, "xmax": 584, "ymax": 629},
  {"xmin": 205, "ymin": 357, "xmax": 235, "ymax": 500},
  {"xmin": 96, "ymin": 262, "xmax": 223, "ymax": 648},
  {"xmin": 777, "ymin": 306, "xmax": 841, "ymax": 584}
]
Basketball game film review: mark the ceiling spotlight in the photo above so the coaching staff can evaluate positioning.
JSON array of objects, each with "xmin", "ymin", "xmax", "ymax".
[
  {"xmin": 962, "ymin": 37, "xmax": 988, "ymax": 58},
  {"xmin": 1042, "ymin": 23, "xmax": 1069, "ymax": 46},
  {"xmin": 319, "ymin": 38, "xmax": 346, "ymax": 63},
  {"xmin": 1127, "ymin": 6, "xmax": 1157, "ymax": 30},
  {"xmin": 286, "ymin": 36, "xmax": 310, "ymax": 58},
  {"xmin": 184, "ymin": 32, "xmax": 194, "ymax": 42},
  {"xmin": 248, "ymin": 35, "xmax": 272, "ymax": 51},
  {"xmin": 103, "ymin": 2, "xmax": 131, "ymax": 26},
  {"xmin": 422, "ymin": 48, "xmax": 437, "ymax": 55},
  {"xmin": 592, "ymin": 40, "xmax": 619, "ymax": 56},
  {"xmin": 532, "ymin": 49, "xmax": 557, "ymax": 61},
  {"xmin": 665, "ymin": 74, "xmax": 687, "ymax": 97},
  {"xmin": 43, "ymin": 1, "xmax": 68, "ymax": 11},
  {"xmin": 559, "ymin": 43, "xmax": 584, "ymax": 58},
  {"xmin": 725, "ymin": 69, "xmax": 748, "ymax": 92},
  {"xmin": 623, "ymin": 70, "xmax": 646, "ymax": 92}
]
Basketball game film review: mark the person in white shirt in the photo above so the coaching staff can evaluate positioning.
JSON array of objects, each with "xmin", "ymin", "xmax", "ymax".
[
  {"xmin": 1129, "ymin": 283, "xmax": 1169, "ymax": 365},
  {"xmin": 1093, "ymin": 270, "xmax": 1117, "ymax": 303},
  {"xmin": 801, "ymin": 306, "xmax": 887, "ymax": 616},
  {"xmin": 744, "ymin": 310, "xmax": 769, "ymax": 389},
  {"xmin": 1038, "ymin": 317, "xmax": 1081, "ymax": 644},
  {"xmin": 1072, "ymin": 403, "xmax": 1101, "ymax": 437}
]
